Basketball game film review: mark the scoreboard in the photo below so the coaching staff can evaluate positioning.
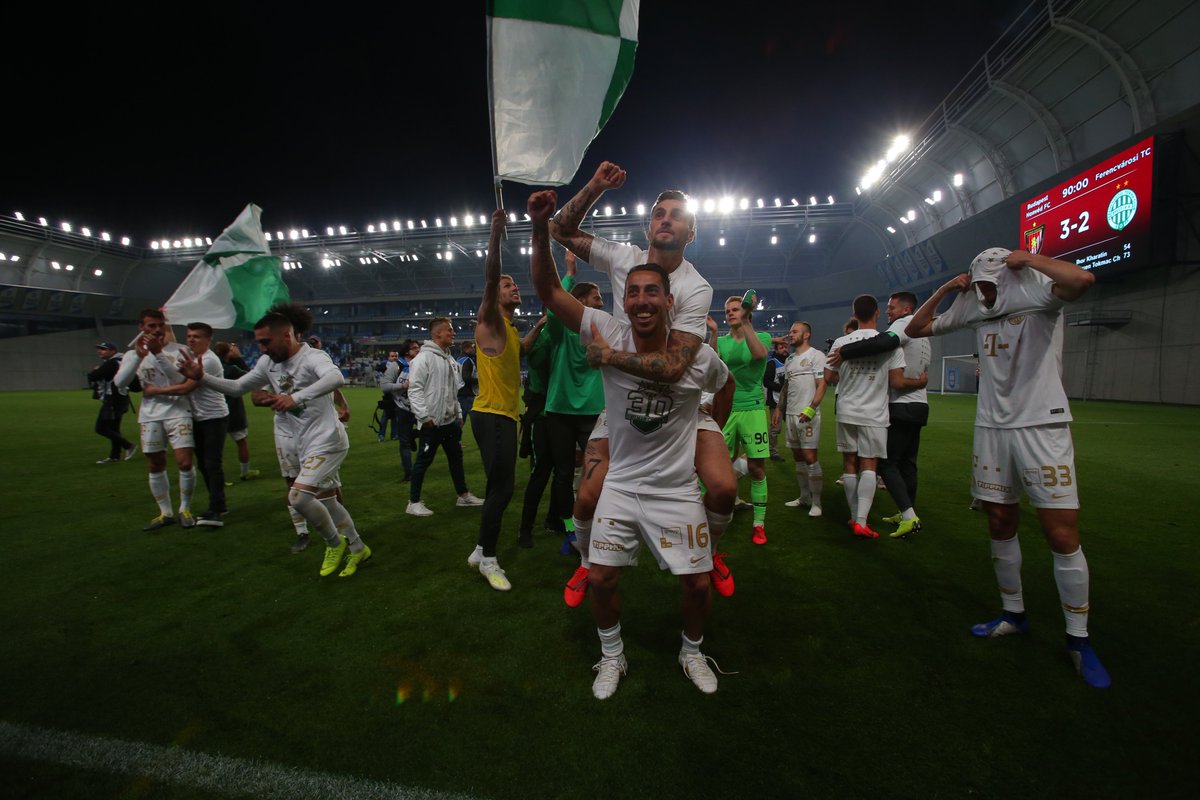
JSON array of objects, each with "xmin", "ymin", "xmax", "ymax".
[{"xmin": 1019, "ymin": 136, "xmax": 1156, "ymax": 271}]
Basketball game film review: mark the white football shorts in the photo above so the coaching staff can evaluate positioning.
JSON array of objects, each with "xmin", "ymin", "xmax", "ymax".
[
  {"xmin": 785, "ymin": 411, "xmax": 821, "ymax": 450},
  {"xmin": 835, "ymin": 422, "xmax": 887, "ymax": 459},
  {"xmin": 141, "ymin": 416, "xmax": 194, "ymax": 454},
  {"xmin": 294, "ymin": 448, "xmax": 346, "ymax": 491},
  {"xmin": 972, "ymin": 424, "xmax": 1079, "ymax": 509},
  {"xmin": 591, "ymin": 485, "xmax": 711, "ymax": 576}
]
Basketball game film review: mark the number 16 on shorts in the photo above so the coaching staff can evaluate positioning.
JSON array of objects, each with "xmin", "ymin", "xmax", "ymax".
[{"xmin": 659, "ymin": 523, "xmax": 709, "ymax": 550}]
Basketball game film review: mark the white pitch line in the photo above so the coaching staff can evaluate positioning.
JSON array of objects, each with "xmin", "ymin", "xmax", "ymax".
[{"xmin": 0, "ymin": 721, "xmax": 481, "ymax": 800}]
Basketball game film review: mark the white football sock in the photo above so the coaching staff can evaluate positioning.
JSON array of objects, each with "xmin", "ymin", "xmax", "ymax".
[
  {"xmin": 991, "ymin": 535, "xmax": 1025, "ymax": 613},
  {"xmin": 807, "ymin": 462, "xmax": 823, "ymax": 508},
  {"xmin": 680, "ymin": 632, "xmax": 703, "ymax": 656},
  {"xmin": 149, "ymin": 471, "xmax": 172, "ymax": 516},
  {"xmin": 177, "ymin": 468, "xmax": 195, "ymax": 513},
  {"xmin": 1052, "ymin": 547, "xmax": 1090, "ymax": 637},
  {"xmin": 289, "ymin": 487, "xmax": 340, "ymax": 547},
  {"xmin": 573, "ymin": 516, "xmax": 592, "ymax": 569},
  {"xmin": 705, "ymin": 507, "xmax": 733, "ymax": 551},
  {"xmin": 288, "ymin": 505, "xmax": 308, "ymax": 535},
  {"xmin": 841, "ymin": 474, "xmax": 858, "ymax": 519},
  {"xmin": 732, "ymin": 456, "xmax": 749, "ymax": 478},
  {"xmin": 855, "ymin": 470, "xmax": 877, "ymax": 526},
  {"xmin": 598, "ymin": 623, "xmax": 624, "ymax": 658}
]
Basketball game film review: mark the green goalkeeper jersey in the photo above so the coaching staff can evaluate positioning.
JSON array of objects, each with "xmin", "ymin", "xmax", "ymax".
[{"xmin": 717, "ymin": 331, "xmax": 772, "ymax": 410}]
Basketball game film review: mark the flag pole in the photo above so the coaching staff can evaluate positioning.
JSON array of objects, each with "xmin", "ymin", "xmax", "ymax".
[{"xmin": 485, "ymin": 12, "xmax": 508, "ymax": 240}]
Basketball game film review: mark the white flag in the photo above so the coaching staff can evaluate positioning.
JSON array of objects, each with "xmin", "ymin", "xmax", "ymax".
[{"xmin": 488, "ymin": 0, "xmax": 639, "ymax": 186}]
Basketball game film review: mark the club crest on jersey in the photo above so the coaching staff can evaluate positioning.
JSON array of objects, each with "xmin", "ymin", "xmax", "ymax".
[
  {"xmin": 1007, "ymin": 315, "xmax": 1026, "ymax": 325},
  {"xmin": 1023, "ymin": 225, "xmax": 1044, "ymax": 255},
  {"xmin": 278, "ymin": 373, "xmax": 296, "ymax": 393}
]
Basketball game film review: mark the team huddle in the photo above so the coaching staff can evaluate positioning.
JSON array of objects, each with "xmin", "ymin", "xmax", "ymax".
[{"xmin": 112, "ymin": 160, "xmax": 1111, "ymax": 697}]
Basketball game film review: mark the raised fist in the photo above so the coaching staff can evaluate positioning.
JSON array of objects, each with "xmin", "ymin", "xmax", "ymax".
[
  {"xmin": 591, "ymin": 161, "xmax": 627, "ymax": 191},
  {"xmin": 527, "ymin": 190, "xmax": 558, "ymax": 223}
]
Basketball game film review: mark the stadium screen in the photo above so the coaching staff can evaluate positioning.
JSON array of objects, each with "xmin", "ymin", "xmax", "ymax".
[{"xmin": 1019, "ymin": 135, "xmax": 1156, "ymax": 272}]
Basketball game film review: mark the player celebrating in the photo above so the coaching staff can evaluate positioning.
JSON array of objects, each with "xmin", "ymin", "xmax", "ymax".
[
  {"xmin": 531, "ymin": 189, "xmax": 735, "ymax": 698},
  {"xmin": 716, "ymin": 294, "xmax": 773, "ymax": 544},
  {"xmin": 113, "ymin": 309, "xmax": 198, "ymax": 531},
  {"xmin": 905, "ymin": 248, "xmax": 1109, "ymax": 688},
  {"xmin": 466, "ymin": 209, "xmax": 523, "ymax": 592},
  {"xmin": 826, "ymin": 292, "xmax": 931, "ymax": 538},
  {"xmin": 824, "ymin": 295, "xmax": 909, "ymax": 538},
  {"xmin": 550, "ymin": 160, "xmax": 736, "ymax": 604},
  {"xmin": 178, "ymin": 302, "xmax": 372, "ymax": 578},
  {"xmin": 773, "ymin": 321, "xmax": 827, "ymax": 517}
]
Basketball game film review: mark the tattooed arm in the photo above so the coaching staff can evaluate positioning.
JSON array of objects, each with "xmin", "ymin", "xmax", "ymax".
[
  {"xmin": 548, "ymin": 160, "xmax": 626, "ymax": 262},
  {"xmin": 586, "ymin": 328, "xmax": 703, "ymax": 383}
]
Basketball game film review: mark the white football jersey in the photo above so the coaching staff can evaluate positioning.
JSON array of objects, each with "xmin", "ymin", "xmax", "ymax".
[
  {"xmin": 581, "ymin": 307, "xmax": 729, "ymax": 496},
  {"xmin": 827, "ymin": 329, "xmax": 905, "ymax": 427},
  {"xmin": 782, "ymin": 347, "xmax": 826, "ymax": 413},
  {"xmin": 589, "ymin": 236, "xmax": 712, "ymax": 343},
  {"xmin": 932, "ymin": 268, "xmax": 1071, "ymax": 429},
  {"xmin": 125, "ymin": 343, "xmax": 193, "ymax": 424},
  {"xmin": 888, "ymin": 314, "xmax": 932, "ymax": 406}
]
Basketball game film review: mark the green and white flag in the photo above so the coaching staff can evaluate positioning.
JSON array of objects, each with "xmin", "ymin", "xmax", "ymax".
[
  {"xmin": 488, "ymin": 0, "xmax": 639, "ymax": 186},
  {"xmin": 163, "ymin": 204, "xmax": 289, "ymax": 330}
]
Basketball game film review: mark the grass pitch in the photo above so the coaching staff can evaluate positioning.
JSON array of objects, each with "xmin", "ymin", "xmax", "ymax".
[{"xmin": 1, "ymin": 389, "xmax": 1197, "ymax": 799}]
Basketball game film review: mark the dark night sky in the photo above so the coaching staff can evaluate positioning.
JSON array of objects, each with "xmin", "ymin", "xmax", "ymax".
[{"xmin": 3, "ymin": 1, "xmax": 1025, "ymax": 244}]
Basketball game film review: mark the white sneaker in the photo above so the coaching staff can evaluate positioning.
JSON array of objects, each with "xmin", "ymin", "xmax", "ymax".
[
  {"xmin": 592, "ymin": 653, "xmax": 627, "ymax": 700},
  {"xmin": 808, "ymin": 506, "xmax": 823, "ymax": 518},
  {"xmin": 679, "ymin": 650, "xmax": 722, "ymax": 694},
  {"xmin": 478, "ymin": 558, "xmax": 511, "ymax": 591},
  {"xmin": 784, "ymin": 497, "xmax": 804, "ymax": 508},
  {"xmin": 406, "ymin": 500, "xmax": 434, "ymax": 517},
  {"xmin": 456, "ymin": 493, "xmax": 484, "ymax": 507},
  {"xmin": 467, "ymin": 545, "xmax": 483, "ymax": 568},
  {"xmin": 734, "ymin": 496, "xmax": 752, "ymax": 511}
]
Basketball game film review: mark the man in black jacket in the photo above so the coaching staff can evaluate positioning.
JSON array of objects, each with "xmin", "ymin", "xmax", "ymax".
[{"xmin": 89, "ymin": 341, "xmax": 136, "ymax": 463}]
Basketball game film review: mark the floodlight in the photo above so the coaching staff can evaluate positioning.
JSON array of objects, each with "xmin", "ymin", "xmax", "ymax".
[
  {"xmin": 13, "ymin": 212, "xmax": 23, "ymax": 221},
  {"xmin": 755, "ymin": 301, "xmax": 764, "ymax": 311},
  {"xmin": 9, "ymin": 255, "xmax": 18, "ymax": 262},
  {"xmin": 756, "ymin": 198, "xmax": 764, "ymax": 208},
  {"xmin": 407, "ymin": 220, "xmax": 414, "ymax": 230},
  {"xmin": 770, "ymin": 236, "xmax": 777, "ymax": 245},
  {"xmin": 326, "ymin": 227, "xmax": 334, "ymax": 236},
  {"xmin": 445, "ymin": 251, "xmax": 453, "ymax": 261},
  {"xmin": 509, "ymin": 213, "xmax": 518, "ymax": 223},
  {"xmin": 924, "ymin": 197, "xmax": 934, "ymax": 205},
  {"xmin": 635, "ymin": 203, "xmax": 645, "ymax": 215},
  {"xmin": 739, "ymin": 198, "xmax": 749, "ymax": 210},
  {"xmin": 61, "ymin": 222, "xmax": 72, "ymax": 232},
  {"xmin": 718, "ymin": 197, "xmax": 733, "ymax": 214},
  {"xmin": 367, "ymin": 225, "xmax": 376, "ymax": 233},
  {"xmin": 302, "ymin": 229, "xmax": 310, "ymax": 238},
  {"xmin": 592, "ymin": 209, "xmax": 600, "ymax": 217},
  {"xmin": 827, "ymin": 195, "xmax": 835, "ymax": 204},
  {"xmin": 686, "ymin": 198, "xmax": 700, "ymax": 214},
  {"xmin": 791, "ymin": 198, "xmax": 799, "ymax": 206},
  {"xmin": 435, "ymin": 218, "xmax": 442, "ymax": 227},
  {"xmin": 475, "ymin": 250, "xmax": 483, "ymax": 257},
  {"xmin": 855, "ymin": 186, "xmax": 861, "ymax": 195},
  {"xmin": 809, "ymin": 196, "xmax": 817, "ymax": 206},
  {"xmin": 718, "ymin": 237, "xmax": 725, "ymax": 247},
  {"xmin": 121, "ymin": 237, "xmax": 130, "ymax": 246},
  {"xmin": 907, "ymin": 209, "xmax": 916, "ymax": 221},
  {"xmin": 421, "ymin": 220, "xmax": 428, "ymax": 228},
  {"xmin": 479, "ymin": 215, "xmax": 486, "ymax": 225},
  {"xmin": 101, "ymin": 232, "xmax": 111, "ymax": 241},
  {"xmin": 932, "ymin": 190, "xmax": 942, "ymax": 202},
  {"xmin": 51, "ymin": 261, "xmax": 61, "ymax": 269},
  {"xmin": 341, "ymin": 226, "xmax": 349, "ymax": 235},
  {"xmin": 886, "ymin": 226, "xmax": 896, "ymax": 233},
  {"xmin": 0, "ymin": 253, "xmax": 4, "ymax": 260},
  {"xmin": 436, "ymin": 253, "xmax": 443, "ymax": 260},
  {"xmin": 393, "ymin": 221, "xmax": 401, "ymax": 231},
  {"xmin": 524, "ymin": 214, "xmax": 530, "ymax": 221},
  {"xmin": 173, "ymin": 240, "xmax": 182, "ymax": 248},
  {"xmin": 702, "ymin": 199, "xmax": 715, "ymax": 213},
  {"xmin": 808, "ymin": 233, "xmax": 816, "ymax": 243},
  {"xmin": 604, "ymin": 206, "xmax": 612, "ymax": 216},
  {"xmin": 953, "ymin": 173, "xmax": 964, "ymax": 187},
  {"xmin": 38, "ymin": 217, "xmax": 48, "ymax": 226},
  {"xmin": 94, "ymin": 269, "xmax": 103, "ymax": 277},
  {"xmin": 519, "ymin": 247, "xmax": 526, "ymax": 256},
  {"xmin": 288, "ymin": 229, "xmax": 298, "ymax": 240},
  {"xmin": 899, "ymin": 217, "xmax": 909, "ymax": 225},
  {"xmin": 65, "ymin": 264, "xmax": 74, "ymax": 271},
  {"xmin": 450, "ymin": 216, "xmax": 458, "ymax": 227},
  {"xmin": 185, "ymin": 238, "xmax": 195, "ymax": 247},
  {"xmin": 81, "ymin": 227, "xmax": 91, "ymax": 237},
  {"xmin": 276, "ymin": 231, "xmax": 284, "ymax": 240}
]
